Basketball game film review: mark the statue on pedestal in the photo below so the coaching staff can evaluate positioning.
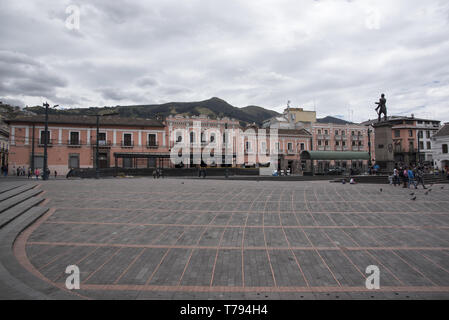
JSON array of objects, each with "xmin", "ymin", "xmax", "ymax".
[{"xmin": 375, "ymin": 94, "xmax": 387, "ymax": 122}]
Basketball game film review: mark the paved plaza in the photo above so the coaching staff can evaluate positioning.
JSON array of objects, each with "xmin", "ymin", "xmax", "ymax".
[{"xmin": 2, "ymin": 178, "xmax": 449, "ymax": 299}]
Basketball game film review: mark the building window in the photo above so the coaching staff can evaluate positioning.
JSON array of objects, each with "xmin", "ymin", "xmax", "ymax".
[
  {"xmin": 427, "ymin": 141, "xmax": 431, "ymax": 150},
  {"xmin": 210, "ymin": 134, "xmax": 215, "ymax": 143},
  {"xmin": 418, "ymin": 131, "xmax": 423, "ymax": 139},
  {"xmin": 318, "ymin": 140, "xmax": 322, "ymax": 146},
  {"xmin": 325, "ymin": 140, "xmax": 329, "ymax": 146},
  {"xmin": 98, "ymin": 132, "xmax": 106, "ymax": 142},
  {"xmin": 148, "ymin": 134, "xmax": 157, "ymax": 146},
  {"xmin": 419, "ymin": 142, "xmax": 424, "ymax": 150},
  {"xmin": 324, "ymin": 130, "xmax": 328, "ymax": 135},
  {"xmin": 123, "ymin": 133, "xmax": 133, "ymax": 146},
  {"xmin": 443, "ymin": 144, "xmax": 448, "ymax": 154},
  {"xmin": 246, "ymin": 141, "xmax": 251, "ymax": 152},
  {"xmin": 336, "ymin": 141, "xmax": 340, "ymax": 146},
  {"xmin": 288, "ymin": 142, "xmax": 293, "ymax": 151},
  {"xmin": 409, "ymin": 130, "xmax": 413, "ymax": 137},
  {"xmin": 190, "ymin": 132, "xmax": 195, "ymax": 143},
  {"xmin": 69, "ymin": 132, "xmax": 80, "ymax": 145},
  {"xmin": 318, "ymin": 129, "xmax": 321, "ymax": 134},
  {"xmin": 426, "ymin": 131, "xmax": 431, "ymax": 139},
  {"xmin": 351, "ymin": 131, "xmax": 355, "ymax": 136},
  {"xmin": 40, "ymin": 130, "xmax": 51, "ymax": 144},
  {"xmin": 300, "ymin": 143, "xmax": 305, "ymax": 151},
  {"xmin": 395, "ymin": 130, "xmax": 400, "ymax": 138}
]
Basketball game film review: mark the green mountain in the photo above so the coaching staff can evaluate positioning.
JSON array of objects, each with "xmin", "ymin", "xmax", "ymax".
[{"xmin": 23, "ymin": 97, "xmax": 280, "ymax": 126}]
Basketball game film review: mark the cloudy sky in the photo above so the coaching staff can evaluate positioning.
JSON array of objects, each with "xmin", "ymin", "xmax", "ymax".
[{"xmin": 1, "ymin": 0, "xmax": 449, "ymax": 122}]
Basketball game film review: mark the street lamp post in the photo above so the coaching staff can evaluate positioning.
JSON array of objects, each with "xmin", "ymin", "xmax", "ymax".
[
  {"xmin": 42, "ymin": 102, "xmax": 59, "ymax": 181},
  {"xmin": 93, "ymin": 112, "xmax": 119, "ymax": 179},
  {"xmin": 43, "ymin": 102, "xmax": 49, "ymax": 180},
  {"xmin": 368, "ymin": 127, "xmax": 372, "ymax": 168}
]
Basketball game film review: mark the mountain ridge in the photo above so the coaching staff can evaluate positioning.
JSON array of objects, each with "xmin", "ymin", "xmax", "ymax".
[{"xmin": 23, "ymin": 97, "xmax": 280, "ymax": 126}]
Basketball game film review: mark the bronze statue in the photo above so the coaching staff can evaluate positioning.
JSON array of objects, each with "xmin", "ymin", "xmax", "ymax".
[{"xmin": 375, "ymin": 94, "xmax": 387, "ymax": 121}]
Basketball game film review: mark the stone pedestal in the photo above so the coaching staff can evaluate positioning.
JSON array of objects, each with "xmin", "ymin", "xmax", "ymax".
[{"xmin": 373, "ymin": 122, "xmax": 395, "ymax": 172}]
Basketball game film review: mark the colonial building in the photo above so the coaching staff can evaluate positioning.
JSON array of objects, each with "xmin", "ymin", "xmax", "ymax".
[
  {"xmin": 364, "ymin": 116, "xmax": 441, "ymax": 166},
  {"xmin": 165, "ymin": 114, "xmax": 240, "ymax": 167},
  {"xmin": 312, "ymin": 117, "xmax": 371, "ymax": 172},
  {"xmin": 431, "ymin": 123, "xmax": 449, "ymax": 170},
  {"xmin": 7, "ymin": 115, "xmax": 168, "ymax": 175},
  {"xmin": 416, "ymin": 118, "xmax": 442, "ymax": 163},
  {"xmin": 0, "ymin": 117, "xmax": 9, "ymax": 169},
  {"xmin": 264, "ymin": 106, "xmax": 371, "ymax": 173}
]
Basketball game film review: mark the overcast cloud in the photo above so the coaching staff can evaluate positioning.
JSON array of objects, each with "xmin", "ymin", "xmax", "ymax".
[{"xmin": 1, "ymin": 0, "xmax": 449, "ymax": 122}]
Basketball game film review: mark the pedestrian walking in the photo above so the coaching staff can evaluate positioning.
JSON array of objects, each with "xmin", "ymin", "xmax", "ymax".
[
  {"xmin": 416, "ymin": 167, "xmax": 426, "ymax": 189},
  {"xmin": 393, "ymin": 167, "xmax": 399, "ymax": 187},
  {"xmin": 408, "ymin": 167, "xmax": 417, "ymax": 189},
  {"xmin": 28, "ymin": 168, "xmax": 32, "ymax": 179},
  {"xmin": 54, "ymin": 170, "xmax": 57, "ymax": 179},
  {"xmin": 35, "ymin": 168, "xmax": 40, "ymax": 180},
  {"xmin": 400, "ymin": 167, "xmax": 408, "ymax": 188}
]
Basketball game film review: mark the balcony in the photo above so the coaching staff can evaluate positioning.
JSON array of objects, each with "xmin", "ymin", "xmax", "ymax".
[
  {"xmin": 317, "ymin": 146, "xmax": 325, "ymax": 151},
  {"xmin": 343, "ymin": 146, "xmax": 349, "ymax": 151},
  {"xmin": 92, "ymin": 140, "xmax": 112, "ymax": 147},
  {"xmin": 38, "ymin": 139, "xmax": 54, "ymax": 147},
  {"xmin": 324, "ymin": 135, "xmax": 330, "ymax": 140},
  {"xmin": 67, "ymin": 139, "xmax": 82, "ymax": 147},
  {"xmin": 334, "ymin": 135, "xmax": 342, "ymax": 140},
  {"xmin": 287, "ymin": 149, "xmax": 295, "ymax": 155},
  {"xmin": 335, "ymin": 146, "xmax": 343, "ymax": 151},
  {"xmin": 121, "ymin": 141, "xmax": 134, "ymax": 148},
  {"xmin": 324, "ymin": 146, "xmax": 331, "ymax": 151},
  {"xmin": 146, "ymin": 143, "xmax": 159, "ymax": 149},
  {"xmin": 317, "ymin": 134, "xmax": 324, "ymax": 140}
]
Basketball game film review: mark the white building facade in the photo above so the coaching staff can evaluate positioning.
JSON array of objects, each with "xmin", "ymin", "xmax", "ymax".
[
  {"xmin": 431, "ymin": 123, "xmax": 449, "ymax": 170},
  {"xmin": 416, "ymin": 118, "xmax": 441, "ymax": 163}
]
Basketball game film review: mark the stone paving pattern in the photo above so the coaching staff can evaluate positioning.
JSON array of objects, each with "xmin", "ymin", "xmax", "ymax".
[{"xmin": 15, "ymin": 178, "xmax": 449, "ymax": 299}]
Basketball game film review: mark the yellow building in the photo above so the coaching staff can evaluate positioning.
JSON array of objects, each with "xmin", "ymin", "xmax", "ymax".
[{"xmin": 285, "ymin": 108, "xmax": 317, "ymax": 123}]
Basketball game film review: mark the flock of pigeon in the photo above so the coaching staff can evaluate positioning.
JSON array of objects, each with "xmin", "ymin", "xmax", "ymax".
[{"xmin": 380, "ymin": 184, "xmax": 445, "ymax": 201}]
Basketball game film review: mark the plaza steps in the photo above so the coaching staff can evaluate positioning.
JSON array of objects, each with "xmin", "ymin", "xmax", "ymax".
[{"xmin": 0, "ymin": 183, "xmax": 45, "ymax": 229}]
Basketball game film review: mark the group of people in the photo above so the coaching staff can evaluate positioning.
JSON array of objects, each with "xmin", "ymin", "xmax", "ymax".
[
  {"xmin": 0, "ymin": 165, "xmax": 58, "ymax": 180},
  {"xmin": 152, "ymin": 168, "xmax": 164, "ymax": 179},
  {"xmin": 390, "ymin": 166, "xmax": 426, "ymax": 189}
]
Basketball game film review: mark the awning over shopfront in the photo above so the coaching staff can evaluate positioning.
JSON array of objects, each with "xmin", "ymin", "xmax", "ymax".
[
  {"xmin": 300, "ymin": 151, "xmax": 370, "ymax": 161},
  {"xmin": 113, "ymin": 152, "xmax": 171, "ymax": 159}
]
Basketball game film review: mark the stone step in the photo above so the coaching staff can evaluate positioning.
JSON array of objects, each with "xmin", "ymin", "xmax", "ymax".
[
  {"xmin": 0, "ymin": 184, "xmax": 38, "ymax": 202},
  {"xmin": 0, "ymin": 189, "xmax": 43, "ymax": 214},
  {"xmin": 0, "ymin": 183, "xmax": 26, "ymax": 195},
  {"xmin": 0, "ymin": 196, "xmax": 44, "ymax": 229}
]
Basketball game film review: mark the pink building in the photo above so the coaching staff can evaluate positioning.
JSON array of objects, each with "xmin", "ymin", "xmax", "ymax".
[
  {"xmin": 312, "ymin": 120, "xmax": 371, "ymax": 172},
  {"xmin": 7, "ymin": 115, "xmax": 168, "ymax": 175}
]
